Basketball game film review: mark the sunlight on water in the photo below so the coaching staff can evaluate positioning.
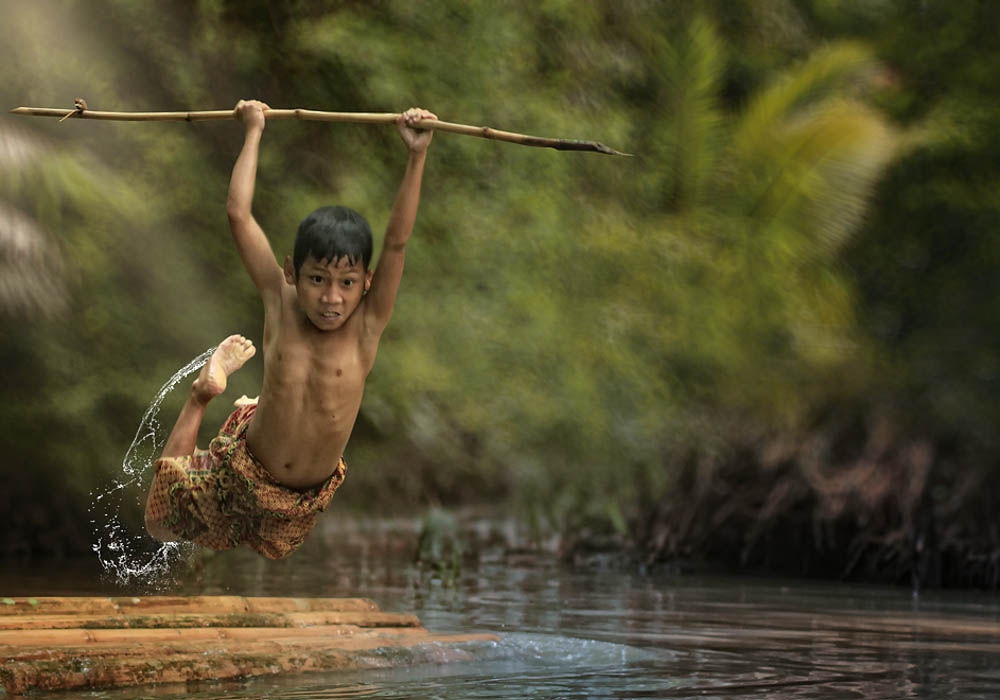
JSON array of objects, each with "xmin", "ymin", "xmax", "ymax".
[{"xmin": 87, "ymin": 346, "xmax": 216, "ymax": 587}]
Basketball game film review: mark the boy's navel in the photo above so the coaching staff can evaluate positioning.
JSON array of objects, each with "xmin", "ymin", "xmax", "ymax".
[{"xmin": 335, "ymin": 368, "xmax": 343, "ymax": 377}]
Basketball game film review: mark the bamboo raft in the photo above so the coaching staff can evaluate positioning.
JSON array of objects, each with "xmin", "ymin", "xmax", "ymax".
[{"xmin": 0, "ymin": 596, "xmax": 498, "ymax": 695}]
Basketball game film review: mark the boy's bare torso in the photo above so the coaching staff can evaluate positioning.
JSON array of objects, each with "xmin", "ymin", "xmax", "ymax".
[
  {"xmin": 247, "ymin": 285, "xmax": 377, "ymax": 490},
  {"xmin": 144, "ymin": 101, "xmax": 432, "ymax": 549},
  {"xmin": 222, "ymin": 99, "xmax": 434, "ymax": 493}
]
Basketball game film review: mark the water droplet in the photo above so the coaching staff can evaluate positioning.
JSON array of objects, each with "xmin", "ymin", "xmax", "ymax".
[{"xmin": 89, "ymin": 345, "xmax": 215, "ymax": 586}]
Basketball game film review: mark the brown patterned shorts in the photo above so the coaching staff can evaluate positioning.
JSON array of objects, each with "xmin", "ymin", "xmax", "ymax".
[{"xmin": 146, "ymin": 403, "xmax": 347, "ymax": 559}]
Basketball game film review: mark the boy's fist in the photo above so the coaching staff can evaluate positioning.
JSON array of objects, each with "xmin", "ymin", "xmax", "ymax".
[
  {"xmin": 397, "ymin": 107, "xmax": 437, "ymax": 153},
  {"xmin": 234, "ymin": 99, "xmax": 270, "ymax": 131}
]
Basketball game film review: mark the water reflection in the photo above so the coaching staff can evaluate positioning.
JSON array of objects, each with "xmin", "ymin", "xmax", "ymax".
[{"xmin": 5, "ymin": 515, "xmax": 1000, "ymax": 699}]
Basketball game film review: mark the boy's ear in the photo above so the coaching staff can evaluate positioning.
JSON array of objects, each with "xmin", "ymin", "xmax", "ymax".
[
  {"xmin": 364, "ymin": 269, "xmax": 373, "ymax": 295},
  {"xmin": 283, "ymin": 256, "xmax": 296, "ymax": 284}
]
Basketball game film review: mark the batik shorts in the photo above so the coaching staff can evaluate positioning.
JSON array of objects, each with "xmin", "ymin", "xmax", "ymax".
[{"xmin": 145, "ymin": 403, "xmax": 347, "ymax": 559}]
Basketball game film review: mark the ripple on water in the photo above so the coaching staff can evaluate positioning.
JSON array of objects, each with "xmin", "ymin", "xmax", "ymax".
[{"xmin": 37, "ymin": 634, "xmax": 673, "ymax": 700}]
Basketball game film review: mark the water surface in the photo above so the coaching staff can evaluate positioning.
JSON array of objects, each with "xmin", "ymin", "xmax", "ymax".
[{"xmin": 3, "ymin": 516, "xmax": 999, "ymax": 699}]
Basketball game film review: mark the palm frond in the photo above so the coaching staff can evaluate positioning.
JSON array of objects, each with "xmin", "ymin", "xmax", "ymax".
[
  {"xmin": 0, "ymin": 199, "xmax": 66, "ymax": 316},
  {"xmin": 0, "ymin": 124, "xmax": 68, "ymax": 316},
  {"xmin": 741, "ymin": 99, "xmax": 896, "ymax": 259},
  {"xmin": 0, "ymin": 122, "xmax": 42, "ymax": 169},
  {"xmin": 731, "ymin": 41, "xmax": 876, "ymax": 161},
  {"xmin": 661, "ymin": 16, "xmax": 726, "ymax": 212}
]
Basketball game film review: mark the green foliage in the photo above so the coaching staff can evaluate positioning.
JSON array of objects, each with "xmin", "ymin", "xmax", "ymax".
[
  {"xmin": 3, "ymin": 0, "xmax": 995, "ymax": 572},
  {"xmin": 803, "ymin": 0, "xmax": 1000, "ymax": 458}
]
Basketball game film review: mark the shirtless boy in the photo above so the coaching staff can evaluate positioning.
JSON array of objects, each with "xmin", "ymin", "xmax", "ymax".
[{"xmin": 144, "ymin": 99, "xmax": 436, "ymax": 559}]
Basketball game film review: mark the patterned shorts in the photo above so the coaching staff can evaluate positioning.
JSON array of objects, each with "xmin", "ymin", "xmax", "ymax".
[{"xmin": 145, "ymin": 403, "xmax": 347, "ymax": 559}]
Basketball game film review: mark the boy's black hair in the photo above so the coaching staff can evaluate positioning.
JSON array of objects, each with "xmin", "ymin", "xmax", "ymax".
[{"xmin": 293, "ymin": 205, "xmax": 373, "ymax": 274}]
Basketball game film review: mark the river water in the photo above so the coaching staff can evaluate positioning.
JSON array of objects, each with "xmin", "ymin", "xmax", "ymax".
[{"xmin": 4, "ymin": 515, "xmax": 1000, "ymax": 699}]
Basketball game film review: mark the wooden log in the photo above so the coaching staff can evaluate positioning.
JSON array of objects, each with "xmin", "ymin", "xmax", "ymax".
[
  {"xmin": 2, "ymin": 630, "xmax": 493, "ymax": 695},
  {"xmin": 0, "ymin": 596, "xmax": 498, "ymax": 694},
  {"xmin": 0, "ymin": 623, "xmax": 439, "ymax": 648},
  {"xmin": 0, "ymin": 609, "xmax": 420, "ymax": 631},
  {"xmin": 0, "ymin": 595, "xmax": 379, "ymax": 616}
]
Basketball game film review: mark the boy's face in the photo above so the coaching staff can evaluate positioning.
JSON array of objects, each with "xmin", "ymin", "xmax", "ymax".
[{"xmin": 284, "ymin": 254, "xmax": 372, "ymax": 331}]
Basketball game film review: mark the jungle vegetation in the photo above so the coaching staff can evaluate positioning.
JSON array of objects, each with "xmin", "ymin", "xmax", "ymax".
[{"xmin": 2, "ymin": 0, "xmax": 997, "ymax": 589}]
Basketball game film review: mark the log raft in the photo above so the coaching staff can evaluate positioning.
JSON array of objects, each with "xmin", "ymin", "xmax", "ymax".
[{"xmin": 0, "ymin": 596, "xmax": 498, "ymax": 695}]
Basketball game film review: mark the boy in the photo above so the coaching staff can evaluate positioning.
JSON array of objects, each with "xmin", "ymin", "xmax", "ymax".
[{"xmin": 144, "ymin": 99, "xmax": 436, "ymax": 559}]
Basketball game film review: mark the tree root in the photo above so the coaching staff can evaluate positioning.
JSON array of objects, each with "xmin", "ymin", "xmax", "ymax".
[{"xmin": 635, "ymin": 412, "xmax": 1000, "ymax": 590}]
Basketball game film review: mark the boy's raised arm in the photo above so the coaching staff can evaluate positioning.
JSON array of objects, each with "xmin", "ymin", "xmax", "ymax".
[
  {"xmin": 364, "ymin": 108, "xmax": 436, "ymax": 334},
  {"xmin": 226, "ymin": 100, "xmax": 284, "ymax": 301}
]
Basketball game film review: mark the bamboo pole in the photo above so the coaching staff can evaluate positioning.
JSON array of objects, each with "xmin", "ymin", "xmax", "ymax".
[
  {"xmin": 0, "ymin": 596, "xmax": 499, "ymax": 694},
  {"xmin": 0, "ymin": 610, "xmax": 422, "ymax": 631},
  {"xmin": 10, "ymin": 103, "xmax": 630, "ymax": 156},
  {"xmin": 0, "ymin": 623, "xmax": 439, "ymax": 647},
  {"xmin": 0, "ymin": 595, "xmax": 380, "ymax": 616},
  {"xmin": 1, "ymin": 628, "xmax": 496, "ymax": 694}
]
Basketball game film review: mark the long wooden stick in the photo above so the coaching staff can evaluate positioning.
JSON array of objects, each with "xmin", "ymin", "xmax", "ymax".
[{"xmin": 10, "ymin": 102, "xmax": 630, "ymax": 156}]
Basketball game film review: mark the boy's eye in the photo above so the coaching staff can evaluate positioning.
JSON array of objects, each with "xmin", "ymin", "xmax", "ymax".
[
  {"xmin": 310, "ymin": 276, "xmax": 324, "ymax": 284},
  {"xmin": 343, "ymin": 279, "xmax": 355, "ymax": 287}
]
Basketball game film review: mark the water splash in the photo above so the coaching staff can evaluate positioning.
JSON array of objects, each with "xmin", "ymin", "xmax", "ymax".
[{"xmin": 88, "ymin": 346, "xmax": 217, "ymax": 587}]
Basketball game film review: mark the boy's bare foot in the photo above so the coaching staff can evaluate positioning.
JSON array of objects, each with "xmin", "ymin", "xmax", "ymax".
[{"xmin": 192, "ymin": 335, "xmax": 256, "ymax": 403}]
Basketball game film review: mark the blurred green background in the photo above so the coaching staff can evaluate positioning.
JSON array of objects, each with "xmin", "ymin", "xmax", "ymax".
[{"xmin": 2, "ymin": 0, "xmax": 998, "ymax": 588}]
